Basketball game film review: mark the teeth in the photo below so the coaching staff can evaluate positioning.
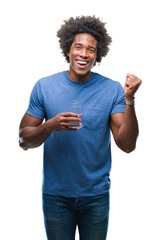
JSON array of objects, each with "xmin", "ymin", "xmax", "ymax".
[{"xmin": 77, "ymin": 61, "xmax": 88, "ymax": 65}]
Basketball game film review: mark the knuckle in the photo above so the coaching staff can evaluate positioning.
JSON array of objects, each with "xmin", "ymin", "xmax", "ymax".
[
  {"xmin": 139, "ymin": 79, "xmax": 142, "ymax": 84},
  {"xmin": 59, "ymin": 116, "xmax": 64, "ymax": 122}
]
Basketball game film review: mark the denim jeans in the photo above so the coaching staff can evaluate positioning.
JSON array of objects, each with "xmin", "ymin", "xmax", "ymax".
[{"xmin": 42, "ymin": 191, "xmax": 110, "ymax": 240}]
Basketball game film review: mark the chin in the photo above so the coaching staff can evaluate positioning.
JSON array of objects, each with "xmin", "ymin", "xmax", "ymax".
[{"xmin": 75, "ymin": 68, "xmax": 90, "ymax": 76}]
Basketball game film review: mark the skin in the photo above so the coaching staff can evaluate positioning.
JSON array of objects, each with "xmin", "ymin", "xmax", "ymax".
[
  {"xmin": 110, "ymin": 73, "xmax": 142, "ymax": 152},
  {"xmin": 67, "ymin": 33, "xmax": 97, "ymax": 82},
  {"xmin": 19, "ymin": 33, "xmax": 142, "ymax": 152}
]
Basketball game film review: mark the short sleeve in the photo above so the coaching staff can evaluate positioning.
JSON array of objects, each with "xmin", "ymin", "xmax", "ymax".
[
  {"xmin": 26, "ymin": 81, "xmax": 45, "ymax": 119},
  {"xmin": 111, "ymin": 83, "xmax": 126, "ymax": 115}
]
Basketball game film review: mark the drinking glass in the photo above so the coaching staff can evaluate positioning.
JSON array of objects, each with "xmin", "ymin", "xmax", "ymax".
[{"xmin": 69, "ymin": 99, "xmax": 83, "ymax": 128}]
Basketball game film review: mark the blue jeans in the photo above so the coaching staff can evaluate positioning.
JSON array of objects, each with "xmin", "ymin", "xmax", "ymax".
[{"xmin": 42, "ymin": 192, "xmax": 110, "ymax": 240}]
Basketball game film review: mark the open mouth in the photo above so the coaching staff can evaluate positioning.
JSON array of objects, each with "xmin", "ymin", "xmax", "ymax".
[{"xmin": 76, "ymin": 60, "xmax": 89, "ymax": 68}]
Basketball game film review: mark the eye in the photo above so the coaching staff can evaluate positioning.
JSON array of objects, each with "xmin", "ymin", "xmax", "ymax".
[
  {"xmin": 75, "ymin": 46, "xmax": 81, "ymax": 50},
  {"xmin": 89, "ymin": 48, "xmax": 96, "ymax": 53}
]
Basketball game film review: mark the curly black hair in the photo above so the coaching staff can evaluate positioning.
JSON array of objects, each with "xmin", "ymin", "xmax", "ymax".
[{"xmin": 57, "ymin": 16, "xmax": 112, "ymax": 64}]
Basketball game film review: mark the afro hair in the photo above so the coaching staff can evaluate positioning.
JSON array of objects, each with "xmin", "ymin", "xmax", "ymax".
[{"xmin": 57, "ymin": 16, "xmax": 112, "ymax": 64}]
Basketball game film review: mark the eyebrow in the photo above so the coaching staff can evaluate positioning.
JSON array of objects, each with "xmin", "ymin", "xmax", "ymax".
[{"xmin": 74, "ymin": 43, "xmax": 96, "ymax": 51}]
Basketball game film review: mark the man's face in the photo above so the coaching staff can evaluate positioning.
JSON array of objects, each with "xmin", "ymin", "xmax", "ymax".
[{"xmin": 67, "ymin": 33, "xmax": 97, "ymax": 81}]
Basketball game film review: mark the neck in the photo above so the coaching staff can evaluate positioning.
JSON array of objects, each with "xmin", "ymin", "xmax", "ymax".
[{"xmin": 67, "ymin": 67, "xmax": 92, "ymax": 82}]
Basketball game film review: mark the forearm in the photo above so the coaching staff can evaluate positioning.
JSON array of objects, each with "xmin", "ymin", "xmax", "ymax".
[
  {"xmin": 117, "ymin": 105, "xmax": 139, "ymax": 153},
  {"xmin": 19, "ymin": 112, "xmax": 81, "ymax": 150},
  {"xmin": 19, "ymin": 121, "xmax": 52, "ymax": 150}
]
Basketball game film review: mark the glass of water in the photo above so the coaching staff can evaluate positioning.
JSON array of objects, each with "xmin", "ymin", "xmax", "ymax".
[{"xmin": 69, "ymin": 99, "xmax": 83, "ymax": 128}]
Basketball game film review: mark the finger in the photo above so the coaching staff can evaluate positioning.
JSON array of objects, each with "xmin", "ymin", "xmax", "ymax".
[
  {"xmin": 127, "ymin": 73, "xmax": 138, "ymax": 79},
  {"xmin": 125, "ymin": 77, "xmax": 139, "ymax": 88},
  {"xmin": 61, "ymin": 112, "xmax": 80, "ymax": 117},
  {"xmin": 60, "ymin": 116, "xmax": 81, "ymax": 123},
  {"xmin": 126, "ymin": 75, "xmax": 136, "ymax": 82},
  {"xmin": 63, "ymin": 126, "xmax": 79, "ymax": 131},
  {"xmin": 67, "ymin": 126, "xmax": 80, "ymax": 130},
  {"xmin": 62, "ymin": 122, "xmax": 82, "ymax": 127},
  {"xmin": 127, "ymin": 78, "xmax": 142, "ymax": 87},
  {"xmin": 125, "ymin": 80, "xmax": 131, "ymax": 87},
  {"xmin": 137, "ymin": 78, "xmax": 142, "ymax": 85},
  {"xmin": 126, "ymin": 74, "xmax": 142, "ymax": 83}
]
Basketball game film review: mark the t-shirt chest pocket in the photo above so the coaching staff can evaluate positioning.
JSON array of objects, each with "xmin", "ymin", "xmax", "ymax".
[{"xmin": 83, "ymin": 108, "xmax": 106, "ymax": 130}]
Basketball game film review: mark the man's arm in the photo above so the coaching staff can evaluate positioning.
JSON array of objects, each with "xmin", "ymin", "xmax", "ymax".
[
  {"xmin": 110, "ymin": 108, "xmax": 138, "ymax": 153},
  {"xmin": 19, "ymin": 112, "xmax": 82, "ymax": 150},
  {"xmin": 110, "ymin": 74, "xmax": 142, "ymax": 153}
]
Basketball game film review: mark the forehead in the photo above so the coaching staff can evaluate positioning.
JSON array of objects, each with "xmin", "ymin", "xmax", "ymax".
[{"xmin": 73, "ymin": 33, "xmax": 97, "ymax": 47}]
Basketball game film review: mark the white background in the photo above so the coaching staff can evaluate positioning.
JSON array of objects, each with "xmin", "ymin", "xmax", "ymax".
[{"xmin": 0, "ymin": 0, "xmax": 160, "ymax": 239}]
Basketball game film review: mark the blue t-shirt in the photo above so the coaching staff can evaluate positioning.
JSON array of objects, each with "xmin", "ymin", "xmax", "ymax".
[{"xmin": 26, "ymin": 71, "xmax": 126, "ymax": 197}]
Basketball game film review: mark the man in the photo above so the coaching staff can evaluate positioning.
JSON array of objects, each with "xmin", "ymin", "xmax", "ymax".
[{"xmin": 19, "ymin": 16, "xmax": 142, "ymax": 240}]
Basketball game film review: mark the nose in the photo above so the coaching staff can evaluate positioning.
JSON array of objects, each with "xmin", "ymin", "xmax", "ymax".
[{"xmin": 79, "ymin": 48, "xmax": 88, "ymax": 58}]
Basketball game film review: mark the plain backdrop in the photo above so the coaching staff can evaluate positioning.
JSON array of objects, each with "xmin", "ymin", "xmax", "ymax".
[{"xmin": 0, "ymin": 0, "xmax": 160, "ymax": 239}]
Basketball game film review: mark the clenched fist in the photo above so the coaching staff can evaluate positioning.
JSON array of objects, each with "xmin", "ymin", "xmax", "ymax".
[{"xmin": 124, "ymin": 74, "xmax": 142, "ymax": 100}]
